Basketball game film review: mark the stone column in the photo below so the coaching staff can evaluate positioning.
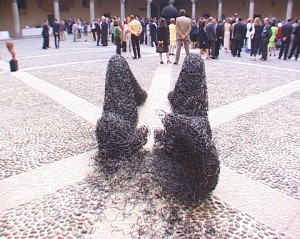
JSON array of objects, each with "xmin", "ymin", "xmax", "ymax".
[
  {"xmin": 169, "ymin": 0, "xmax": 174, "ymax": 6},
  {"xmin": 146, "ymin": 0, "xmax": 152, "ymax": 19},
  {"xmin": 90, "ymin": 0, "xmax": 95, "ymax": 22},
  {"xmin": 218, "ymin": 0, "xmax": 223, "ymax": 20},
  {"xmin": 191, "ymin": 0, "xmax": 197, "ymax": 19},
  {"xmin": 54, "ymin": 0, "xmax": 60, "ymax": 22},
  {"xmin": 286, "ymin": 0, "xmax": 293, "ymax": 20},
  {"xmin": 249, "ymin": 0, "xmax": 255, "ymax": 19},
  {"xmin": 12, "ymin": 0, "xmax": 21, "ymax": 38},
  {"xmin": 120, "ymin": 0, "xmax": 125, "ymax": 23}
]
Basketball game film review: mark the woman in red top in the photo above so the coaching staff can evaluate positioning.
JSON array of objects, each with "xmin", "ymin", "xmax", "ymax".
[{"xmin": 276, "ymin": 22, "xmax": 283, "ymax": 50}]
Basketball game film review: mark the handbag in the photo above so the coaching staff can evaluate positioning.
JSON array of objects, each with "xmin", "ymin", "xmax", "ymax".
[{"xmin": 156, "ymin": 43, "xmax": 164, "ymax": 53}]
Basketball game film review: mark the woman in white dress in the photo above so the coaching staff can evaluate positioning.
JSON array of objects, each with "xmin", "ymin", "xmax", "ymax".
[
  {"xmin": 223, "ymin": 18, "xmax": 231, "ymax": 53},
  {"xmin": 124, "ymin": 17, "xmax": 132, "ymax": 58}
]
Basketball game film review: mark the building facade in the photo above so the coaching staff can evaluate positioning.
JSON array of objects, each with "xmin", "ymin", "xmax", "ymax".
[{"xmin": 0, "ymin": 0, "xmax": 299, "ymax": 38}]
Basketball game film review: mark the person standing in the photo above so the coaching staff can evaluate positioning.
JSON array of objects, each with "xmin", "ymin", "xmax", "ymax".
[
  {"xmin": 114, "ymin": 20, "xmax": 122, "ymax": 55},
  {"xmin": 42, "ymin": 19, "xmax": 50, "ymax": 49},
  {"xmin": 190, "ymin": 20, "xmax": 199, "ymax": 49},
  {"xmin": 174, "ymin": 9, "xmax": 191, "ymax": 65},
  {"xmin": 149, "ymin": 19, "xmax": 157, "ymax": 47},
  {"xmin": 278, "ymin": 19, "xmax": 294, "ymax": 60},
  {"xmin": 169, "ymin": 18, "xmax": 176, "ymax": 55},
  {"xmin": 60, "ymin": 20, "xmax": 66, "ymax": 41},
  {"xmin": 90, "ymin": 19, "xmax": 97, "ymax": 41},
  {"xmin": 198, "ymin": 21, "xmax": 210, "ymax": 59},
  {"xmin": 245, "ymin": 18, "xmax": 253, "ymax": 53},
  {"xmin": 123, "ymin": 17, "xmax": 133, "ymax": 58},
  {"xmin": 156, "ymin": 18, "xmax": 171, "ymax": 64},
  {"xmin": 52, "ymin": 19, "xmax": 61, "ymax": 48},
  {"xmin": 83, "ymin": 21, "xmax": 88, "ymax": 41},
  {"xmin": 260, "ymin": 18, "xmax": 272, "ymax": 61},
  {"xmin": 95, "ymin": 18, "xmax": 101, "ymax": 46},
  {"xmin": 223, "ymin": 18, "xmax": 231, "ymax": 53},
  {"xmin": 215, "ymin": 20, "xmax": 224, "ymax": 58},
  {"xmin": 206, "ymin": 18, "xmax": 217, "ymax": 59},
  {"xmin": 249, "ymin": 17, "xmax": 262, "ymax": 60},
  {"xmin": 288, "ymin": 19, "xmax": 300, "ymax": 60},
  {"xmin": 129, "ymin": 15, "xmax": 143, "ymax": 59},
  {"xmin": 139, "ymin": 17, "xmax": 146, "ymax": 44},
  {"xmin": 72, "ymin": 20, "xmax": 79, "ymax": 42},
  {"xmin": 101, "ymin": 17, "xmax": 109, "ymax": 46},
  {"xmin": 268, "ymin": 22, "xmax": 278, "ymax": 56},
  {"xmin": 232, "ymin": 18, "xmax": 246, "ymax": 57}
]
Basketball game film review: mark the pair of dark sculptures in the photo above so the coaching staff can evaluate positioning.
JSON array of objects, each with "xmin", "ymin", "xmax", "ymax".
[{"xmin": 95, "ymin": 54, "xmax": 220, "ymax": 195}]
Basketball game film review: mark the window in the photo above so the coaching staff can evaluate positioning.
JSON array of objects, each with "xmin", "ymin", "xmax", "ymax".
[
  {"xmin": 17, "ymin": 0, "xmax": 26, "ymax": 9},
  {"xmin": 82, "ymin": 0, "xmax": 89, "ymax": 8}
]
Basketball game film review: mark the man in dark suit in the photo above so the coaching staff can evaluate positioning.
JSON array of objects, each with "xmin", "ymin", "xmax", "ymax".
[
  {"xmin": 42, "ymin": 20, "xmax": 50, "ymax": 50},
  {"xmin": 52, "ymin": 19, "xmax": 61, "ymax": 49},
  {"xmin": 260, "ymin": 18, "xmax": 272, "ymax": 61},
  {"xmin": 215, "ymin": 20, "xmax": 224, "ymax": 58},
  {"xmin": 101, "ymin": 17, "xmax": 109, "ymax": 46},
  {"xmin": 278, "ymin": 18, "xmax": 294, "ymax": 60},
  {"xmin": 232, "ymin": 18, "xmax": 246, "ymax": 57},
  {"xmin": 206, "ymin": 18, "xmax": 217, "ymax": 59},
  {"xmin": 95, "ymin": 18, "xmax": 101, "ymax": 46},
  {"xmin": 288, "ymin": 19, "xmax": 300, "ymax": 60}
]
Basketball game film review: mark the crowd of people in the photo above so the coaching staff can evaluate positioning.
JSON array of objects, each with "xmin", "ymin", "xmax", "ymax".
[{"xmin": 41, "ymin": 12, "xmax": 300, "ymax": 63}]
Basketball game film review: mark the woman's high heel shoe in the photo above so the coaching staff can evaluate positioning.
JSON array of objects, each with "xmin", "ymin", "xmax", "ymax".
[
  {"xmin": 167, "ymin": 60, "xmax": 171, "ymax": 64},
  {"xmin": 160, "ymin": 61, "xmax": 164, "ymax": 64}
]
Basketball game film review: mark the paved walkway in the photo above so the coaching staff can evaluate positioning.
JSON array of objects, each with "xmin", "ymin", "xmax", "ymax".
[{"xmin": 0, "ymin": 37, "xmax": 299, "ymax": 238}]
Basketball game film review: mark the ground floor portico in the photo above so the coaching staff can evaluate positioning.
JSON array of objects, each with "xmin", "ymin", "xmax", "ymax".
[{"xmin": 0, "ymin": 0, "xmax": 299, "ymax": 38}]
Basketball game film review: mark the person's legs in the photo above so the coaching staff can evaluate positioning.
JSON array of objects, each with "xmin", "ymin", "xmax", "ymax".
[
  {"xmin": 73, "ymin": 33, "xmax": 77, "ymax": 42},
  {"xmin": 205, "ymin": 49, "xmax": 210, "ymax": 58},
  {"xmin": 56, "ymin": 34, "xmax": 60, "ymax": 48},
  {"xmin": 42, "ymin": 36, "xmax": 47, "ymax": 49},
  {"xmin": 131, "ymin": 35, "xmax": 137, "ymax": 58},
  {"xmin": 166, "ymin": 52, "xmax": 170, "ymax": 62},
  {"xmin": 261, "ymin": 40, "xmax": 268, "ymax": 60},
  {"xmin": 278, "ymin": 41, "xmax": 286, "ymax": 59},
  {"xmin": 97, "ymin": 34, "xmax": 100, "ymax": 46},
  {"xmin": 159, "ymin": 53, "xmax": 163, "ymax": 63},
  {"xmin": 254, "ymin": 39, "xmax": 260, "ymax": 58},
  {"xmin": 174, "ymin": 40, "xmax": 182, "ymax": 63},
  {"xmin": 283, "ymin": 40, "xmax": 291, "ymax": 59},
  {"xmin": 295, "ymin": 43, "xmax": 300, "ymax": 60},
  {"xmin": 136, "ymin": 36, "xmax": 141, "ymax": 58},
  {"xmin": 215, "ymin": 40, "xmax": 220, "ymax": 58},
  {"xmin": 126, "ymin": 37, "xmax": 132, "ymax": 57},
  {"xmin": 237, "ymin": 40, "xmax": 243, "ymax": 57},
  {"xmin": 116, "ymin": 38, "xmax": 121, "ymax": 55},
  {"xmin": 46, "ymin": 36, "xmax": 50, "ymax": 48},
  {"xmin": 183, "ymin": 40, "xmax": 190, "ymax": 56},
  {"xmin": 288, "ymin": 41, "xmax": 297, "ymax": 59},
  {"xmin": 54, "ymin": 35, "xmax": 57, "ymax": 48}
]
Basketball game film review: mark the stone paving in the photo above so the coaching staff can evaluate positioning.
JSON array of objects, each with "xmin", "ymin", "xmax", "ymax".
[{"xmin": 0, "ymin": 36, "xmax": 299, "ymax": 239}]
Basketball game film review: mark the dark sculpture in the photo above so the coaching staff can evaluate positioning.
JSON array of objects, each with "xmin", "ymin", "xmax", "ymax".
[
  {"xmin": 6, "ymin": 41, "xmax": 18, "ymax": 72},
  {"xmin": 155, "ymin": 53, "xmax": 220, "ymax": 197},
  {"xmin": 168, "ymin": 53, "xmax": 208, "ymax": 117},
  {"xmin": 95, "ymin": 55, "xmax": 148, "ymax": 166}
]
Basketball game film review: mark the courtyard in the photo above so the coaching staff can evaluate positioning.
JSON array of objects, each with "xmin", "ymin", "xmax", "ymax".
[{"xmin": 0, "ymin": 36, "xmax": 299, "ymax": 239}]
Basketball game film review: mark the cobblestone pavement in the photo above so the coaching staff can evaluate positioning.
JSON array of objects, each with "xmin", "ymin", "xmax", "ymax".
[{"xmin": 0, "ymin": 36, "xmax": 299, "ymax": 239}]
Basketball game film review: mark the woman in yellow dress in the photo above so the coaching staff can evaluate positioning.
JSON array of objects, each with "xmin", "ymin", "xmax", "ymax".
[
  {"xmin": 169, "ymin": 18, "xmax": 176, "ymax": 55},
  {"xmin": 268, "ymin": 22, "xmax": 278, "ymax": 57}
]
